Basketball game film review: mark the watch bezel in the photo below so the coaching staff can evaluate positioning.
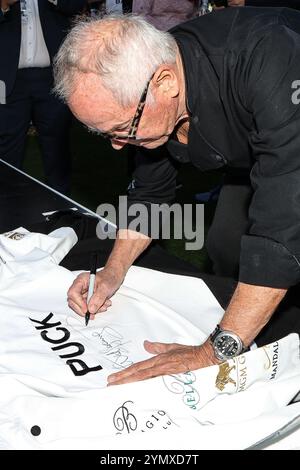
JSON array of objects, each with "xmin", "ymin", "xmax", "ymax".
[{"xmin": 210, "ymin": 325, "xmax": 245, "ymax": 361}]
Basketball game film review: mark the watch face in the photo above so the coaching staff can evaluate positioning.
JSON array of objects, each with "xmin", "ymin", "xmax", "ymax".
[{"xmin": 215, "ymin": 334, "xmax": 239, "ymax": 358}]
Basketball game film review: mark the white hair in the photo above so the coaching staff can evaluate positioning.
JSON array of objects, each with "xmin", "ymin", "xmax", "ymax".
[{"xmin": 53, "ymin": 14, "xmax": 178, "ymax": 108}]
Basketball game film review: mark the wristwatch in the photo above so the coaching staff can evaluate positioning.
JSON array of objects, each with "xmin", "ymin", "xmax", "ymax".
[{"xmin": 210, "ymin": 324, "xmax": 246, "ymax": 361}]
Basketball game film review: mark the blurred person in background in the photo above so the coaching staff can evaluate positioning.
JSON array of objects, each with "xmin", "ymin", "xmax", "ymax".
[
  {"xmin": 0, "ymin": 0, "xmax": 86, "ymax": 194},
  {"xmin": 132, "ymin": 1, "xmax": 200, "ymax": 31}
]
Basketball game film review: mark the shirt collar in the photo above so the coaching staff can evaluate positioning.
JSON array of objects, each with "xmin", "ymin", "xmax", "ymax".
[{"xmin": 172, "ymin": 31, "xmax": 205, "ymax": 116}]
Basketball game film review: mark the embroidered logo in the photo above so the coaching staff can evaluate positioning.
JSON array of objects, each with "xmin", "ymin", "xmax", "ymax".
[{"xmin": 215, "ymin": 362, "xmax": 236, "ymax": 391}]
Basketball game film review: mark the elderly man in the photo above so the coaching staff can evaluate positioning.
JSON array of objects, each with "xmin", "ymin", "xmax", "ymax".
[{"xmin": 54, "ymin": 8, "xmax": 300, "ymax": 385}]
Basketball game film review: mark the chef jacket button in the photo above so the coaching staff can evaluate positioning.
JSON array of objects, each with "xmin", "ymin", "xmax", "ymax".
[{"xmin": 31, "ymin": 425, "xmax": 41, "ymax": 436}]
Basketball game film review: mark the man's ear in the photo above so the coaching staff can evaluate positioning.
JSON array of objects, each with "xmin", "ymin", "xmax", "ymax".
[{"xmin": 152, "ymin": 65, "xmax": 179, "ymax": 99}]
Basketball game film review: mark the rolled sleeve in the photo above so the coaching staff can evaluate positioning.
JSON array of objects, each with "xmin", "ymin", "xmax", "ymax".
[
  {"xmin": 239, "ymin": 235, "xmax": 300, "ymax": 288},
  {"xmin": 239, "ymin": 25, "xmax": 300, "ymax": 287}
]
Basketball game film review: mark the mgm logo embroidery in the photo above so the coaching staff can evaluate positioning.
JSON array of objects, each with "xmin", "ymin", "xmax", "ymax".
[{"xmin": 215, "ymin": 362, "xmax": 236, "ymax": 391}]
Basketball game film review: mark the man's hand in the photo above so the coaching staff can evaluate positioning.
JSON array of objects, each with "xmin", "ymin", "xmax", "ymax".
[
  {"xmin": 67, "ymin": 266, "xmax": 124, "ymax": 319},
  {"xmin": 107, "ymin": 340, "xmax": 218, "ymax": 386},
  {"xmin": 107, "ymin": 280, "xmax": 287, "ymax": 386},
  {"xmin": 67, "ymin": 230, "xmax": 151, "ymax": 320},
  {"xmin": 227, "ymin": 0, "xmax": 245, "ymax": 6}
]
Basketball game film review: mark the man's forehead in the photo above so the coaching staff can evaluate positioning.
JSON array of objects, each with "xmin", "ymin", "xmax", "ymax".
[
  {"xmin": 69, "ymin": 73, "xmax": 131, "ymax": 130},
  {"xmin": 70, "ymin": 72, "xmax": 116, "ymax": 108}
]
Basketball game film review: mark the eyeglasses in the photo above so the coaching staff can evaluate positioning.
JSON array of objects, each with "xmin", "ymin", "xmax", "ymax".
[{"xmin": 98, "ymin": 73, "xmax": 154, "ymax": 142}]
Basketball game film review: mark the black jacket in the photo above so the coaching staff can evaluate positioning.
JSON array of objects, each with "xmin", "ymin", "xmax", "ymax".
[
  {"xmin": 0, "ymin": 0, "xmax": 86, "ymax": 97},
  {"xmin": 127, "ymin": 7, "xmax": 300, "ymax": 289}
]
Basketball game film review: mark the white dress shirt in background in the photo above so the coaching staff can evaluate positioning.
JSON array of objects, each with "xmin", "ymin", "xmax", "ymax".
[{"xmin": 18, "ymin": 0, "xmax": 51, "ymax": 69}]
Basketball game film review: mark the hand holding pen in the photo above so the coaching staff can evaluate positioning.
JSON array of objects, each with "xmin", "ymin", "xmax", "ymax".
[
  {"xmin": 85, "ymin": 252, "xmax": 98, "ymax": 326},
  {"xmin": 67, "ymin": 255, "xmax": 125, "ymax": 321},
  {"xmin": 84, "ymin": 252, "xmax": 122, "ymax": 325}
]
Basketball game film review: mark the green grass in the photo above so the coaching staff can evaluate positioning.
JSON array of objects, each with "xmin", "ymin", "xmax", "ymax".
[{"xmin": 24, "ymin": 121, "xmax": 221, "ymax": 270}]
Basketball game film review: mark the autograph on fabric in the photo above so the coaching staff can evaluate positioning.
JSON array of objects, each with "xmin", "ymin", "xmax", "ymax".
[
  {"xmin": 92, "ymin": 327, "xmax": 133, "ymax": 369},
  {"xmin": 66, "ymin": 317, "xmax": 134, "ymax": 370}
]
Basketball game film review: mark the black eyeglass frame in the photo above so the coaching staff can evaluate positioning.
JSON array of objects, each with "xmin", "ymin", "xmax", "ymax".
[{"xmin": 98, "ymin": 73, "xmax": 154, "ymax": 141}]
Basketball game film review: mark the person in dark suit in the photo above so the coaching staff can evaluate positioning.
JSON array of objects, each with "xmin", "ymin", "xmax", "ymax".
[{"xmin": 0, "ymin": 0, "xmax": 86, "ymax": 194}]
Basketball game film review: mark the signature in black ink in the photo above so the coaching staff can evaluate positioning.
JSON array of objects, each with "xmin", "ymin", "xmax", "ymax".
[{"xmin": 92, "ymin": 327, "xmax": 133, "ymax": 369}]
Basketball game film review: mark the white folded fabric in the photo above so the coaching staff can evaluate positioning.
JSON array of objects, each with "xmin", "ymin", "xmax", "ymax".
[{"xmin": 0, "ymin": 227, "xmax": 299, "ymax": 449}]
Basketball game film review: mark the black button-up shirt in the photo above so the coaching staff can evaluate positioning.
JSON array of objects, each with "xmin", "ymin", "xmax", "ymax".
[{"xmin": 126, "ymin": 7, "xmax": 300, "ymax": 289}]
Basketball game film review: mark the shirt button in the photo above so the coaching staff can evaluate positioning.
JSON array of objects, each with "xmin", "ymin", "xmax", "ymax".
[{"xmin": 193, "ymin": 116, "xmax": 199, "ymax": 124}]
